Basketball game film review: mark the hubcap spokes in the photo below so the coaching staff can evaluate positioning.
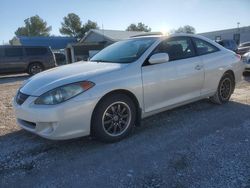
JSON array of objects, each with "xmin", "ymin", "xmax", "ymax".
[
  {"xmin": 31, "ymin": 65, "xmax": 42, "ymax": 74},
  {"xmin": 102, "ymin": 102, "xmax": 131, "ymax": 136},
  {"xmin": 220, "ymin": 78, "xmax": 231, "ymax": 100}
]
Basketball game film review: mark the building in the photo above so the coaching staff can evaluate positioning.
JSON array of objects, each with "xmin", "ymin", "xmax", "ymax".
[
  {"xmin": 199, "ymin": 26, "xmax": 250, "ymax": 44},
  {"xmin": 65, "ymin": 29, "xmax": 145, "ymax": 63},
  {"xmin": 11, "ymin": 36, "xmax": 77, "ymax": 52}
]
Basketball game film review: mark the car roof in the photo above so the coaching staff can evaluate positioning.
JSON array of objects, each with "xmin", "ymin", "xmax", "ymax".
[
  {"xmin": 131, "ymin": 33, "xmax": 210, "ymax": 40},
  {"xmin": 131, "ymin": 33, "xmax": 223, "ymax": 49},
  {"xmin": 0, "ymin": 45, "xmax": 49, "ymax": 48}
]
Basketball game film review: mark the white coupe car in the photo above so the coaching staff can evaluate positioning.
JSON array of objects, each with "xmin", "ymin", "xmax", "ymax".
[{"xmin": 13, "ymin": 34, "xmax": 244, "ymax": 142}]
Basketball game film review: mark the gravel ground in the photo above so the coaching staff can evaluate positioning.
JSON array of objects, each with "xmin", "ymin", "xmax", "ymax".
[{"xmin": 0, "ymin": 73, "xmax": 250, "ymax": 188}]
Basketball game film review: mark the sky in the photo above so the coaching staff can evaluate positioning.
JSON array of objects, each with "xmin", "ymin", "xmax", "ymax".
[{"xmin": 0, "ymin": 0, "xmax": 249, "ymax": 44}]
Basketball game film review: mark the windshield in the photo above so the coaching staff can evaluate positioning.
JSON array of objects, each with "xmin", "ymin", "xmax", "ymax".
[{"xmin": 90, "ymin": 38, "xmax": 157, "ymax": 63}]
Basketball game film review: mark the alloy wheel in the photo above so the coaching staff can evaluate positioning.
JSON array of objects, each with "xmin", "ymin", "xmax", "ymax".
[
  {"xmin": 102, "ymin": 102, "xmax": 132, "ymax": 137},
  {"xmin": 30, "ymin": 64, "xmax": 43, "ymax": 74},
  {"xmin": 219, "ymin": 78, "xmax": 232, "ymax": 100}
]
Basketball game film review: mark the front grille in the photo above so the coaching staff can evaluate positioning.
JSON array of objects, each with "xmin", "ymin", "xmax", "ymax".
[{"xmin": 16, "ymin": 91, "xmax": 29, "ymax": 105}]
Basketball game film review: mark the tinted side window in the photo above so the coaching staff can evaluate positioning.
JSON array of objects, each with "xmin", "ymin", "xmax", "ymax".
[
  {"xmin": 25, "ymin": 48, "xmax": 47, "ymax": 56},
  {"xmin": 193, "ymin": 38, "xmax": 219, "ymax": 55},
  {"xmin": 5, "ymin": 48, "xmax": 23, "ymax": 57},
  {"xmin": 153, "ymin": 37, "xmax": 195, "ymax": 61}
]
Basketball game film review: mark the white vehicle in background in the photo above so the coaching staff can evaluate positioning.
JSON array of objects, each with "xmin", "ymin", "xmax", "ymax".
[
  {"xmin": 242, "ymin": 52, "xmax": 250, "ymax": 72},
  {"xmin": 13, "ymin": 34, "xmax": 244, "ymax": 142}
]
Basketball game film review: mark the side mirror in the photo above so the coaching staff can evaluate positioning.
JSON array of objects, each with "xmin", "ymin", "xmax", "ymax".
[{"xmin": 148, "ymin": 53, "xmax": 169, "ymax": 64}]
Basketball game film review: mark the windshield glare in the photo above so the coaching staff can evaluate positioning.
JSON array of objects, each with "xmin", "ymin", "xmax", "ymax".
[{"xmin": 90, "ymin": 38, "xmax": 157, "ymax": 63}]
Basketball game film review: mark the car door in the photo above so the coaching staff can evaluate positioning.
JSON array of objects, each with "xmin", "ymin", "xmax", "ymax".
[
  {"xmin": 192, "ymin": 37, "xmax": 222, "ymax": 95},
  {"xmin": 142, "ymin": 37, "xmax": 204, "ymax": 113},
  {"xmin": 3, "ymin": 47, "xmax": 26, "ymax": 72}
]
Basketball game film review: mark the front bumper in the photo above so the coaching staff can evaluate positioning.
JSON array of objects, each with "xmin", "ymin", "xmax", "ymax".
[{"xmin": 13, "ymin": 93, "xmax": 97, "ymax": 140}]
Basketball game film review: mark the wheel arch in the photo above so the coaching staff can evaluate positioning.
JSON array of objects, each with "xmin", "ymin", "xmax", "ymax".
[
  {"xmin": 216, "ymin": 69, "xmax": 236, "ymax": 90},
  {"xmin": 91, "ymin": 89, "xmax": 142, "ymax": 134},
  {"xmin": 27, "ymin": 61, "xmax": 45, "ymax": 74},
  {"xmin": 224, "ymin": 69, "xmax": 235, "ymax": 82},
  {"xmin": 210, "ymin": 69, "xmax": 236, "ymax": 104},
  {"xmin": 27, "ymin": 61, "xmax": 44, "ymax": 69}
]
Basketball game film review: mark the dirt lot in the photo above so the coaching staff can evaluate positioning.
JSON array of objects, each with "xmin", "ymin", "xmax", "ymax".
[{"xmin": 1, "ymin": 73, "xmax": 250, "ymax": 188}]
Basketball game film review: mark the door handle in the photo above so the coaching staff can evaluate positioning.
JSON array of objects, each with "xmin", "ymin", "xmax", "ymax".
[{"xmin": 195, "ymin": 65, "xmax": 203, "ymax": 70}]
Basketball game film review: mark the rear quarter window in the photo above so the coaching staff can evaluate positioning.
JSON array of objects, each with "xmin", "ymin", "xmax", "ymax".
[
  {"xmin": 193, "ymin": 38, "xmax": 219, "ymax": 56},
  {"xmin": 25, "ymin": 47, "xmax": 48, "ymax": 56}
]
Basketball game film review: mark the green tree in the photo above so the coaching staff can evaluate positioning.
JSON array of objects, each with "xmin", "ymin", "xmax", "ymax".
[
  {"xmin": 174, "ymin": 25, "xmax": 196, "ymax": 34},
  {"xmin": 59, "ymin": 13, "xmax": 82, "ymax": 37},
  {"xmin": 79, "ymin": 20, "xmax": 99, "ymax": 38},
  {"xmin": 15, "ymin": 15, "xmax": 51, "ymax": 36},
  {"xmin": 60, "ymin": 13, "xmax": 99, "ymax": 38},
  {"xmin": 126, "ymin": 22, "xmax": 151, "ymax": 32}
]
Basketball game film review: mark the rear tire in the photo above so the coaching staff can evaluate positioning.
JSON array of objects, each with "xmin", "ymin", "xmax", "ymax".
[
  {"xmin": 210, "ymin": 73, "xmax": 235, "ymax": 104},
  {"xmin": 28, "ymin": 63, "xmax": 44, "ymax": 75},
  {"xmin": 92, "ymin": 94, "xmax": 136, "ymax": 142}
]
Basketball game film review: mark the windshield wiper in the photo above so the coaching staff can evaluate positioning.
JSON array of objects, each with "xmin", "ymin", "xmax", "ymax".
[{"xmin": 90, "ymin": 60, "xmax": 115, "ymax": 63}]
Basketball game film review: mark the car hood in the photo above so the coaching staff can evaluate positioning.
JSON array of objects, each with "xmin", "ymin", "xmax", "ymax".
[{"xmin": 20, "ymin": 61, "xmax": 126, "ymax": 96}]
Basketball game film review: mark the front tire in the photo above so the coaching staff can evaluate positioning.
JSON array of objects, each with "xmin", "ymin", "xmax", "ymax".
[
  {"xmin": 28, "ymin": 63, "xmax": 44, "ymax": 75},
  {"xmin": 92, "ymin": 94, "xmax": 136, "ymax": 142},
  {"xmin": 210, "ymin": 73, "xmax": 235, "ymax": 104}
]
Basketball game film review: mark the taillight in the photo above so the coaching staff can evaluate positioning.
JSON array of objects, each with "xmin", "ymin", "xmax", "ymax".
[{"xmin": 234, "ymin": 53, "xmax": 241, "ymax": 59}]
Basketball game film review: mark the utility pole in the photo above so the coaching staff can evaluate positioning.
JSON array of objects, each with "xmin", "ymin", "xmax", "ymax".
[
  {"xmin": 102, "ymin": 24, "xmax": 104, "ymax": 42},
  {"xmin": 236, "ymin": 22, "xmax": 240, "ymax": 45}
]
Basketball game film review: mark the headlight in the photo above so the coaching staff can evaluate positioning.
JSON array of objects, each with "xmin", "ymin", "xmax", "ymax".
[{"xmin": 35, "ymin": 81, "xmax": 95, "ymax": 105}]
